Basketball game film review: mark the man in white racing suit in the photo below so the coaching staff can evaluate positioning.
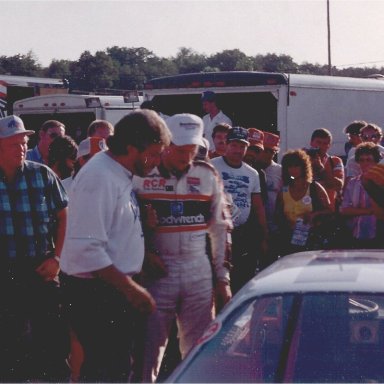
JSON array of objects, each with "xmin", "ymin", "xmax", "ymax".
[{"xmin": 134, "ymin": 113, "xmax": 232, "ymax": 383}]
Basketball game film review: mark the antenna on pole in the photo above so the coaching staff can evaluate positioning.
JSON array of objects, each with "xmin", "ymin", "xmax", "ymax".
[{"xmin": 327, "ymin": 0, "xmax": 332, "ymax": 75}]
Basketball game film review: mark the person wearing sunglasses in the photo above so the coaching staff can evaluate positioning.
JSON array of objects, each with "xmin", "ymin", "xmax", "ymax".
[
  {"xmin": 26, "ymin": 120, "xmax": 66, "ymax": 165},
  {"xmin": 346, "ymin": 123, "xmax": 384, "ymax": 181}
]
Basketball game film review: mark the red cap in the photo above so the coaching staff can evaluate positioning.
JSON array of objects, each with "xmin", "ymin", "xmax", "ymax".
[
  {"xmin": 263, "ymin": 132, "xmax": 280, "ymax": 151},
  {"xmin": 247, "ymin": 128, "xmax": 264, "ymax": 150}
]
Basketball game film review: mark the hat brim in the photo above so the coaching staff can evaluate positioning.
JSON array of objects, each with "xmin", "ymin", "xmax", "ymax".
[
  {"xmin": 249, "ymin": 142, "xmax": 264, "ymax": 150},
  {"xmin": 228, "ymin": 138, "xmax": 250, "ymax": 145},
  {"xmin": 0, "ymin": 129, "xmax": 35, "ymax": 139},
  {"xmin": 172, "ymin": 137, "xmax": 202, "ymax": 146}
]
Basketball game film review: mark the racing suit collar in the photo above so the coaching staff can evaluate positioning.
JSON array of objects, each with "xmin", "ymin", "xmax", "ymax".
[{"xmin": 158, "ymin": 161, "xmax": 191, "ymax": 179}]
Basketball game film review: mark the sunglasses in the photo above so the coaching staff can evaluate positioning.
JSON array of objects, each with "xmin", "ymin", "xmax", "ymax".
[{"xmin": 361, "ymin": 134, "xmax": 381, "ymax": 140}]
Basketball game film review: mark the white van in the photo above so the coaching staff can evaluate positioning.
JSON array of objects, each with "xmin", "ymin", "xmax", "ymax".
[
  {"xmin": 13, "ymin": 94, "xmax": 141, "ymax": 146},
  {"xmin": 143, "ymin": 72, "xmax": 384, "ymax": 159}
]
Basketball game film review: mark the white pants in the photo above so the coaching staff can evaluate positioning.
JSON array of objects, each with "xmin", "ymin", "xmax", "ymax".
[{"xmin": 141, "ymin": 257, "xmax": 213, "ymax": 383}]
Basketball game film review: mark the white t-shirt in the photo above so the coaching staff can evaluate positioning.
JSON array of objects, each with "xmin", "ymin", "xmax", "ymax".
[
  {"xmin": 264, "ymin": 161, "xmax": 282, "ymax": 231},
  {"xmin": 203, "ymin": 110, "xmax": 232, "ymax": 150},
  {"xmin": 211, "ymin": 156, "xmax": 260, "ymax": 227},
  {"xmin": 60, "ymin": 152, "xmax": 144, "ymax": 277},
  {"xmin": 61, "ymin": 176, "xmax": 73, "ymax": 194}
]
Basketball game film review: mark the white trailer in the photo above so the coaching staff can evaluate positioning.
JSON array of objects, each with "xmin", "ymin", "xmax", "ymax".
[
  {"xmin": 13, "ymin": 94, "xmax": 141, "ymax": 145},
  {"xmin": 143, "ymin": 72, "xmax": 384, "ymax": 160}
]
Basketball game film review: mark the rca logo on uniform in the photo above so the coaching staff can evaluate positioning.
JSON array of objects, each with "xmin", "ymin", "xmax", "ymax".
[{"xmin": 143, "ymin": 178, "xmax": 166, "ymax": 190}]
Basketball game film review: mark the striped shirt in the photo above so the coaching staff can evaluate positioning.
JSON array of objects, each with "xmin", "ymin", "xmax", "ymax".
[
  {"xmin": 0, "ymin": 161, "xmax": 68, "ymax": 259},
  {"xmin": 341, "ymin": 175, "xmax": 376, "ymax": 239}
]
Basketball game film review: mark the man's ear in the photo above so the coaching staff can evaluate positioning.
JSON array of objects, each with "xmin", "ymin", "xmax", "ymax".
[{"xmin": 126, "ymin": 144, "xmax": 139, "ymax": 157}]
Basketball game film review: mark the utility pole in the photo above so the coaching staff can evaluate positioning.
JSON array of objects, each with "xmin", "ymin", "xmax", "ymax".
[{"xmin": 327, "ymin": 0, "xmax": 332, "ymax": 75}]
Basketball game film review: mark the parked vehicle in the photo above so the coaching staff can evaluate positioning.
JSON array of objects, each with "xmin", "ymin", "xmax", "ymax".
[
  {"xmin": 13, "ymin": 93, "xmax": 141, "ymax": 146},
  {"xmin": 0, "ymin": 74, "xmax": 67, "ymax": 117},
  {"xmin": 167, "ymin": 250, "xmax": 384, "ymax": 383},
  {"xmin": 144, "ymin": 72, "xmax": 384, "ymax": 159}
]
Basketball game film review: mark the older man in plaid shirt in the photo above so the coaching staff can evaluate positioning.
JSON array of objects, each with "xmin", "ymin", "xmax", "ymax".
[{"xmin": 0, "ymin": 115, "xmax": 69, "ymax": 382}]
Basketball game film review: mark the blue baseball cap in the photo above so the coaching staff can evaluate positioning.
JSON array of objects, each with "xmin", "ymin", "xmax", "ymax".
[
  {"xmin": 201, "ymin": 91, "xmax": 216, "ymax": 102},
  {"xmin": 227, "ymin": 127, "xmax": 250, "ymax": 145}
]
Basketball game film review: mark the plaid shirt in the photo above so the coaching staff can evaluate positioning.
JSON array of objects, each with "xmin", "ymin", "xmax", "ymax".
[{"xmin": 0, "ymin": 161, "xmax": 68, "ymax": 259}]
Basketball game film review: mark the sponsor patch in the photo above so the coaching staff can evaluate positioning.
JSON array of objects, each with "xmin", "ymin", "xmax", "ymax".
[
  {"xmin": 143, "ymin": 178, "xmax": 166, "ymax": 190},
  {"xmin": 187, "ymin": 177, "xmax": 200, "ymax": 186},
  {"xmin": 171, "ymin": 201, "xmax": 184, "ymax": 217}
]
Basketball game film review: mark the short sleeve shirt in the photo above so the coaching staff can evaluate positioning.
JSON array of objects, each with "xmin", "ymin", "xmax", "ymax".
[{"xmin": 211, "ymin": 156, "xmax": 260, "ymax": 227}]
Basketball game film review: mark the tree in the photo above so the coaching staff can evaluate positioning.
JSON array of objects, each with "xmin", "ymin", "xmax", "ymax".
[
  {"xmin": 297, "ymin": 62, "xmax": 328, "ymax": 75},
  {"xmin": 253, "ymin": 53, "xmax": 298, "ymax": 73},
  {"xmin": 107, "ymin": 46, "xmax": 155, "ymax": 66},
  {"xmin": 207, "ymin": 49, "xmax": 253, "ymax": 71},
  {"xmin": 173, "ymin": 47, "xmax": 207, "ymax": 74},
  {"xmin": 70, "ymin": 51, "xmax": 119, "ymax": 91},
  {"xmin": 0, "ymin": 51, "xmax": 42, "ymax": 76},
  {"xmin": 45, "ymin": 59, "xmax": 72, "ymax": 79},
  {"xmin": 106, "ymin": 46, "xmax": 167, "ymax": 89}
]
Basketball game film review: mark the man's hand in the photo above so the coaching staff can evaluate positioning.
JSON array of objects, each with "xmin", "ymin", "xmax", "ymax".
[
  {"xmin": 141, "ymin": 250, "xmax": 167, "ymax": 280},
  {"xmin": 143, "ymin": 204, "xmax": 158, "ymax": 230},
  {"xmin": 94, "ymin": 265, "xmax": 156, "ymax": 315},
  {"xmin": 124, "ymin": 278, "xmax": 156, "ymax": 315},
  {"xmin": 35, "ymin": 257, "xmax": 60, "ymax": 282},
  {"xmin": 215, "ymin": 280, "xmax": 232, "ymax": 313}
]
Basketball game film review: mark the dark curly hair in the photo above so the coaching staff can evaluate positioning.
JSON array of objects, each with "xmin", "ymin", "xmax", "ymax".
[
  {"xmin": 281, "ymin": 149, "xmax": 313, "ymax": 185},
  {"xmin": 355, "ymin": 142, "xmax": 382, "ymax": 163},
  {"xmin": 48, "ymin": 135, "xmax": 78, "ymax": 167}
]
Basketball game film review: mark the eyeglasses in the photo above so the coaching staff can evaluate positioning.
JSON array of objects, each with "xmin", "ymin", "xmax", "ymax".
[{"xmin": 361, "ymin": 134, "xmax": 381, "ymax": 140}]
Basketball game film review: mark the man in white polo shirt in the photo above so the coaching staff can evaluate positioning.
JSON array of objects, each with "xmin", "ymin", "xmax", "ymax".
[
  {"xmin": 202, "ymin": 90, "xmax": 232, "ymax": 150},
  {"xmin": 60, "ymin": 110, "xmax": 171, "ymax": 382}
]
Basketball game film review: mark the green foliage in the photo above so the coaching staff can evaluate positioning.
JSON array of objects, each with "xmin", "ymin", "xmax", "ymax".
[
  {"xmin": 69, "ymin": 51, "xmax": 119, "ymax": 91},
  {"xmin": 172, "ymin": 47, "xmax": 207, "ymax": 74},
  {"xmin": 0, "ymin": 51, "xmax": 42, "ymax": 76},
  {"xmin": 44, "ymin": 59, "xmax": 73, "ymax": 79},
  {"xmin": 208, "ymin": 49, "xmax": 253, "ymax": 71},
  {"xmin": 253, "ymin": 53, "xmax": 299, "ymax": 73},
  {"xmin": 2, "ymin": 47, "xmax": 384, "ymax": 92}
]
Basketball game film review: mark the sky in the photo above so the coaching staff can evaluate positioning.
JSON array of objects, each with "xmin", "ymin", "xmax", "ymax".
[{"xmin": 2, "ymin": 0, "xmax": 384, "ymax": 69}]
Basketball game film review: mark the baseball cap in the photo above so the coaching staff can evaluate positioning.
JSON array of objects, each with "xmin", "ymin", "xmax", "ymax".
[
  {"xmin": 201, "ymin": 91, "xmax": 216, "ymax": 102},
  {"xmin": 77, "ymin": 136, "xmax": 108, "ymax": 159},
  {"xmin": 227, "ymin": 127, "xmax": 250, "ymax": 145},
  {"xmin": 166, "ymin": 113, "xmax": 203, "ymax": 146},
  {"xmin": 263, "ymin": 132, "xmax": 280, "ymax": 151},
  {"xmin": 0, "ymin": 115, "xmax": 34, "ymax": 139},
  {"xmin": 247, "ymin": 128, "xmax": 264, "ymax": 150}
]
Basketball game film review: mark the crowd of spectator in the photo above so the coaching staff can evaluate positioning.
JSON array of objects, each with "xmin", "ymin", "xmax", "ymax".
[{"xmin": 1, "ymin": 89, "xmax": 384, "ymax": 383}]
